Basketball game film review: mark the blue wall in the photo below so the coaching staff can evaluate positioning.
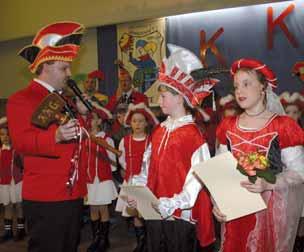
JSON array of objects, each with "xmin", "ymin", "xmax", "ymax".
[{"xmin": 166, "ymin": 1, "xmax": 304, "ymax": 95}]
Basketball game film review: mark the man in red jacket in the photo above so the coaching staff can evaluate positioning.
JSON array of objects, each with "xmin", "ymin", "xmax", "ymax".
[
  {"xmin": 106, "ymin": 64, "xmax": 148, "ymax": 112},
  {"xmin": 7, "ymin": 21, "xmax": 87, "ymax": 252}
]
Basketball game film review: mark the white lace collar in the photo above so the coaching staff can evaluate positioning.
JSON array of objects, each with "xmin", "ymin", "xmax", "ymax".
[{"xmin": 161, "ymin": 114, "xmax": 194, "ymax": 131}]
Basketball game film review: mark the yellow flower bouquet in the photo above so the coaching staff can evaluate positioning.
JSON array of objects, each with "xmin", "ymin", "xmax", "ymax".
[{"xmin": 236, "ymin": 151, "xmax": 276, "ymax": 184}]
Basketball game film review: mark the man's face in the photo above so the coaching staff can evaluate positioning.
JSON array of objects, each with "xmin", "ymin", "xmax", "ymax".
[
  {"xmin": 119, "ymin": 76, "xmax": 132, "ymax": 93},
  {"xmin": 44, "ymin": 61, "xmax": 72, "ymax": 90}
]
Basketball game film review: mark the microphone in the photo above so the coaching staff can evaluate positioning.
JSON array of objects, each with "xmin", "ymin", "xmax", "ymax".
[
  {"xmin": 190, "ymin": 66, "xmax": 230, "ymax": 81},
  {"xmin": 66, "ymin": 79, "xmax": 93, "ymax": 112}
]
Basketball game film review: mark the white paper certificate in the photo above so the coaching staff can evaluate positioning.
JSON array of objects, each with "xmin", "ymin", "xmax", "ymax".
[
  {"xmin": 121, "ymin": 185, "xmax": 162, "ymax": 220},
  {"xmin": 193, "ymin": 152, "xmax": 267, "ymax": 221}
]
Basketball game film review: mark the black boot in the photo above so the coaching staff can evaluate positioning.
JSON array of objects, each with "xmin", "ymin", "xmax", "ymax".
[
  {"xmin": 293, "ymin": 236, "xmax": 304, "ymax": 252},
  {"xmin": 0, "ymin": 219, "xmax": 13, "ymax": 243},
  {"xmin": 14, "ymin": 218, "xmax": 26, "ymax": 241},
  {"xmin": 133, "ymin": 226, "xmax": 146, "ymax": 252},
  {"xmin": 97, "ymin": 221, "xmax": 110, "ymax": 251},
  {"xmin": 87, "ymin": 219, "xmax": 100, "ymax": 252}
]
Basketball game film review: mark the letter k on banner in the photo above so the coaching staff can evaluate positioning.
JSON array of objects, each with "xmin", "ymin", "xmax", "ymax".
[
  {"xmin": 200, "ymin": 28, "xmax": 227, "ymax": 68},
  {"xmin": 267, "ymin": 3, "xmax": 298, "ymax": 49}
]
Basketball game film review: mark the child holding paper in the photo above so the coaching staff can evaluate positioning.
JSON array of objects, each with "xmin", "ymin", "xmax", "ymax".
[
  {"xmin": 129, "ymin": 44, "xmax": 216, "ymax": 252},
  {"xmin": 116, "ymin": 102, "xmax": 158, "ymax": 252},
  {"xmin": 214, "ymin": 58, "xmax": 304, "ymax": 252}
]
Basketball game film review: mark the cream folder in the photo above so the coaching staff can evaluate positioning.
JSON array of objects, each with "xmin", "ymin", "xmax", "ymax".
[{"xmin": 193, "ymin": 152, "xmax": 267, "ymax": 221}]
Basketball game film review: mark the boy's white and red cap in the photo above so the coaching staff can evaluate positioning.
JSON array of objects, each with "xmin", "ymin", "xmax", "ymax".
[
  {"xmin": 0, "ymin": 117, "xmax": 8, "ymax": 129},
  {"xmin": 19, "ymin": 21, "xmax": 84, "ymax": 73},
  {"xmin": 230, "ymin": 58, "xmax": 277, "ymax": 89},
  {"xmin": 280, "ymin": 91, "xmax": 304, "ymax": 110},
  {"xmin": 158, "ymin": 44, "xmax": 219, "ymax": 108},
  {"xmin": 124, "ymin": 103, "xmax": 159, "ymax": 127}
]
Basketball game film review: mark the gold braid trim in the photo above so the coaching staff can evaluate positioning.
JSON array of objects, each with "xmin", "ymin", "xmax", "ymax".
[{"xmin": 30, "ymin": 56, "xmax": 74, "ymax": 73}]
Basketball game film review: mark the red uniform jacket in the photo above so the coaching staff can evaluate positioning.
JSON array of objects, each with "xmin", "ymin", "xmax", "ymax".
[
  {"xmin": 147, "ymin": 123, "xmax": 215, "ymax": 247},
  {"xmin": 7, "ymin": 80, "xmax": 87, "ymax": 201},
  {"xmin": 0, "ymin": 148, "xmax": 23, "ymax": 185},
  {"xmin": 106, "ymin": 90, "xmax": 148, "ymax": 112}
]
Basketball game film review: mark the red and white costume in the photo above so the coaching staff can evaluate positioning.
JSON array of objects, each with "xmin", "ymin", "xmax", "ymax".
[
  {"xmin": 86, "ymin": 131, "xmax": 117, "ymax": 205},
  {"xmin": 132, "ymin": 115, "xmax": 215, "ymax": 246},
  {"xmin": 216, "ymin": 114, "xmax": 304, "ymax": 252},
  {"xmin": 116, "ymin": 134, "xmax": 150, "ymax": 216},
  {"xmin": 119, "ymin": 134, "xmax": 150, "ymax": 183},
  {"xmin": 0, "ymin": 146, "xmax": 23, "ymax": 205},
  {"xmin": 116, "ymin": 102, "xmax": 158, "ymax": 215},
  {"xmin": 130, "ymin": 44, "xmax": 219, "ymax": 247}
]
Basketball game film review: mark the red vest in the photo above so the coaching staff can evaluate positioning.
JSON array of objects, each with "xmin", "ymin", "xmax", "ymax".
[
  {"xmin": 7, "ymin": 80, "xmax": 87, "ymax": 201},
  {"xmin": 123, "ymin": 134, "xmax": 150, "ymax": 181},
  {"xmin": 86, "ymin": 136, "xmax": 113, "ymax": 183}
]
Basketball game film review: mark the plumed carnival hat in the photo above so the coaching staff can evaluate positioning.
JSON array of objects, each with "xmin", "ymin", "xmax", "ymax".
[
  {"xmin": 230, "ymin": 58, "xmax": 277, "ymax": 89},
  {"xmin": 88, "ymin": 70, "xmax": 104, "ymax": 80},
  {"xmin": 18, "ymin": 21, "xmax": 85, "ymax": 73},
  {"xmin": 280, "ymin": 91, "xmax": 304, "ymax": 110},
  {"xmin": 0, "ymin": 117, "xmax": 8, "ymax": 129},
  {"xmin": 124, "ymin": 103, "xmax": 159, "ymax": 127},
  {"xmin": 292, "ymin": 62, "xmax": 304, "ymax": 81},
  {"xmin": 158, "ymin": 44, "xmax": 219, "ymax": 108}
]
